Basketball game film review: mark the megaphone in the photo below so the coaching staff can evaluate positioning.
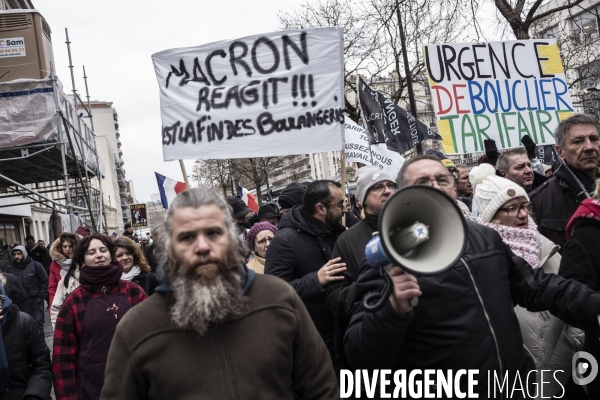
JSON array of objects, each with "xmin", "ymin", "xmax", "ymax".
[{"xmin": 363, "ymin": 185, "xmax": 467, "ymax": 311}]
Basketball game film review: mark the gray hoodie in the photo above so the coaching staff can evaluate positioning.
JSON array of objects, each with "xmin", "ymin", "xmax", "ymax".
[{"xmin": 11, "ymin": 245, "xmax": 28, "ymax": 261}]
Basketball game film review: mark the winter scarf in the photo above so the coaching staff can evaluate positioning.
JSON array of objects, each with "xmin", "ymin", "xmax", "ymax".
[
  {"xmin": 58, "ymin": 259, "xmax": 72, "ymax": 279},
  {"xmin": 566, "ymin": 198, "xmax": 600, "ymax": 240},
  {"xmin": 80, "ymin": 261, "xmax": 123, "ymax": 286},
  {"xmin": 121, "ymin": 266, "xmax": 141, "ymax": 281},
  {"xmin": 0, "ymin": 282, "xmax": 11, "ymax": 392},
  {"xmin": 477, "ymin": 217, "xmax": 541, "ymax": 269}
]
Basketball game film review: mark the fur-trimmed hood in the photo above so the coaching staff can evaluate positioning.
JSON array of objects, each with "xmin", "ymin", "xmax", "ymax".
[{"xmin": 49, "ymin": 235, "xmax": 82, "ymax": 262}]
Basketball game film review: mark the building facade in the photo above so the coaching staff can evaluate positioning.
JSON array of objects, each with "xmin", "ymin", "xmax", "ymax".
[
  {"xmin": 82, "ymin": 101, "xmax": 132, "ymax": 235},
  {"xmin": 533, "ymin": 0, "xmax": 600, "ymax": 116}
]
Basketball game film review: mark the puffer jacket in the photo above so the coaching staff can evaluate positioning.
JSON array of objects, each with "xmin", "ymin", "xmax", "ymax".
[
  {"xmin": 344, "ymin": 221, "xmax": 600, "ymax": 399},
  {"xmin": 530, "ymin": 164, "xmax": 598, "ymax": 248},
  {"xmin": 265, "ymin": 205, "xmax": 346, "ymax": 369},
  {"xmin": 514, "ymin": 235, "xmax": 582, "ymax": 398},
  {"xmin": 6, "ymin": 248, "xmax": 48, "ymax": 301},
  {"xmin": 1, "ymin": 304, "xmax": 52, "ymax": 400},
  {"xmin": 48, "ymin": 238, "xmax": 77, "ymax": 307}
]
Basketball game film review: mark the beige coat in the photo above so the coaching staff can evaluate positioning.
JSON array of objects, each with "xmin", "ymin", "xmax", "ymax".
[
  {"xmin": 514, "ymin": 235, "xmax": 583, "ymax": 398},
  {"xmin": 246, "ymin": 255, "xmax": 266, "ymax": 274}
]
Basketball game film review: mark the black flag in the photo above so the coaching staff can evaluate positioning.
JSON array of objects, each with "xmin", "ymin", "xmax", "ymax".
[
  {"xmin": 535, "ymin": 144, "xmax": 558, "ymax": 166},
  {"xmin": 357, "ymin": 76, "xmax": 442, "ymax": 153}
]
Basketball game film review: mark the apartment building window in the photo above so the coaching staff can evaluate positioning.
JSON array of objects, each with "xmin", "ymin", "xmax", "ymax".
[
  {"xmin": 429, "ymin": 115, "xmax": 437, "ymax": 127},
  {"xmin": 424, "ymin": 83, "xmax": 430, "ymax": 96},
  {"xmin": 579, "ymin": 61, "xmax": 600, "ymax": 116},
  {"xmin": 542, "ymin": 25, "xmax": 560, "ymax": 38},
  {"xmin": 0, "ymin": 222, "xmax": 19, "ymax": 246},
  {"xmin": 572, "ymin": 9, "xmax": 600, "ymax": 37}
]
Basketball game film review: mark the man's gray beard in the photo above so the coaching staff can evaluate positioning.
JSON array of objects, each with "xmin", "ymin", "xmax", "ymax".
[{"xmin": 169, "ymin": 265, "xmax": 247, "ymax": 336}]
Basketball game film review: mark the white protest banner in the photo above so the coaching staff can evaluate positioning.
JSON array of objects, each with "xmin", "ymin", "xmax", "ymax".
[
  {"xmin": 152, "ymin": 28, "xmax": 344, "ymax": 161},
  {"xmin": 344, "ymin": 119, "xmax": 404, "ymax": 179},
  {"xmin": 424, "ymin": 39, "xmax": 573, "ymax": 155}
]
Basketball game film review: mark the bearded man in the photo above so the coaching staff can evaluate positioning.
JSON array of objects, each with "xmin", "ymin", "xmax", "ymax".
[
  {"xmin": 265, "ymin": 180, "xmax": 347, "ymax": 372},
  {"xmin": 101, "ymin": 188, "xmax": 339, "ymax": 400}
]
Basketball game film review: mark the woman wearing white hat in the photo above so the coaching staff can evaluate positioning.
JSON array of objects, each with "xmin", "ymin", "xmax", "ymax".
[{"xmin": 470, "ymin": 163, "xmax": 582, "ymax": 398}]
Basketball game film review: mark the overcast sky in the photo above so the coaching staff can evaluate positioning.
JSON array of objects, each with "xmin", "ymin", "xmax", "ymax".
[{"xmin": 35, "ymin": 0, "xmax": 302, "ymax": 202}]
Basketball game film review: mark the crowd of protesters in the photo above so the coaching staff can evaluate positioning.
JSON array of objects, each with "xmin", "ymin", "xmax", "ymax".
[{"xmin": 0, "ymin": 113, "xmax": 597, "ymax": 399}]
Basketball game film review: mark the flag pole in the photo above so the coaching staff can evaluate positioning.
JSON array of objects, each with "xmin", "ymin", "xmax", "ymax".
[
  {"xmin": 179, "ymin": 160, "xmax": 191, "ymax": 188},
  {"xmin": 341, "ymin": 149, "xmax": 346, "ymax": 226},
  {"xmin": 356, "ymin": 75, "xmax": 376, "ymax": 165},
  {"xmin": 395, "ymin": 0, "xmax": 422, "ymax": 155}
]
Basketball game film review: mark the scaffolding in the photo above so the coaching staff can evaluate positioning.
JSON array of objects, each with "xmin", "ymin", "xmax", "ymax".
[{"xmin": 0, "ymin": 44, "xmax": 104, "ymax": 234}]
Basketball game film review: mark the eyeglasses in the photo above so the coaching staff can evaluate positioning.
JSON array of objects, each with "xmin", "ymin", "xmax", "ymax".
[
  {"xmin": 498, "ymin": 202, "xmax": 532, "ymax": 217},
  {"xmin": 326, "ymin": 201, "xmax": 345, "ymax": 209},
  {"xmin": 256, "ymin": 237, "xmax": 274, "ymax": 245},
  {"xmin": 414, "ymin": 174, "xmax": 455, "ymax": 188},
  {"xmin": 370, "ymin": 182, "xmax": 397, "ymax": 193}
]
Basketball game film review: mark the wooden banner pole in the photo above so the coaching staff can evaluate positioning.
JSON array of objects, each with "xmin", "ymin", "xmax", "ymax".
[
  {"xmin": 179, "ymin": 160, "xmax": 191, "ymax": 188},
  {"xmin": 340, "ymin": 149, "xmax": 347, "ymax": 226}
]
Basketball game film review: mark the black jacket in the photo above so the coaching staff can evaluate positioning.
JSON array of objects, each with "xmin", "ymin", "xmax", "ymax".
[
  {"xmin": 344, "ymin": 221, "xmax": 600, "ymax": 399},
  {"xmin": 0, "ymin": 305, "xmax": 52, "ymax": 400},
  {"xmin": 264, "ymin": 206, "xmax": 345, "ymax": 366},
  {"xmin": 327, "ymin": 215, "xmax": 378, "ymax": 317},
  {"xmin": 6, "ymin": 259, "xmax": 48, "ymax": 301},
  {"xmin": 0, "ymin": 274, "xmax": 29, "ymax": 316},
  {"xmin": 143, "ymin": 244, "xmax": 158, "ymax": 273},
  {"xmin": 558, "ymin": 219, "xmax": 600, "ymax": 398},
  {"xmin": 132, "ymin": 271, "xmax": 158, "ymax": 296},
  {"xmin": 25, "ymin": 245, "xmax": 51, "ymax": 275},
  {"xmin": 530, "ymin": 163, "xmax": 597, "ymax": 248},
  {"xmin": 344, "ymin": 210, "xmax": 361, "ymax": 229}
]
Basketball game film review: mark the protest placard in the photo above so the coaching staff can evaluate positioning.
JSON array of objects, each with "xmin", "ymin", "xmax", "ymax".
[
  {"xmin": 129, "ymin": 204, "xmax": 147, "ymax": 227},
  {"xmin": 152, "ymin": 28, "xmax": 344, "ymax": 161},
  {"xmin": 344, "ymin": 118, "xmax": 404, "ymax": 179},
  {"xmin": 424, "ymin": 39, "xmax": 573, "ymax": 155}
]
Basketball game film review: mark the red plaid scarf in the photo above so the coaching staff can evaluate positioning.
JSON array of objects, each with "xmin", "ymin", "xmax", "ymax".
[{"xmin": 566, "ymin": 198, "xmax": 600, "ymax": 240}]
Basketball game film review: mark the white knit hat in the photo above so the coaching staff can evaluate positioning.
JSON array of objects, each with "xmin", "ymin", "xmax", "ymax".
[{"xmin": 469, "ymin": 163, "xmax": 529, "ymax": 222}]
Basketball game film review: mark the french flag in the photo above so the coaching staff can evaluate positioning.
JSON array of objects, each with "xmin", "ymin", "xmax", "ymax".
[
  {"xmin": 155, "ymin": 172, "xmax": 187, "ymax": 209},
  {"xmin": 237, "ymin": 185, "xmax": 258, "ymax": 213}
]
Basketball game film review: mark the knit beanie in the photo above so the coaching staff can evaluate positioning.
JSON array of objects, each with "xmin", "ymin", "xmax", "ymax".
[
  {"xmin": 355, "ymin": 166, "xmax": 394, "ymax": 205},
  {"xmin": 246, "ymin": 221, "xmax": 278, "ymax": 250},
  {"xmin": 278, "ymin": 182, "xmax": 305, "ymax": 209},
  {"xmin": 470, "ymin": 163, "xmax": 529, "ymax": 222}
]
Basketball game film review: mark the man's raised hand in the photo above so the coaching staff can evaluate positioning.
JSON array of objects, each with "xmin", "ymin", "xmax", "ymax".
[{"xmin": 317, "ymin": 257, "xmax": 346, "ymax": 286}]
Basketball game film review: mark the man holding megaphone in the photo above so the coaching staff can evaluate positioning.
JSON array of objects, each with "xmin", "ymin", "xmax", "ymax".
[{"xmin": 344, "ymin": 154, "xmax": 600, "ymax": 399}]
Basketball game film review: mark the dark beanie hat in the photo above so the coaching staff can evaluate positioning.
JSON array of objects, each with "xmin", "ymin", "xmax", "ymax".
[
  {"xmin": 246, "ymin": 221, "xmax": 278, "ymax": 250},
  {"xmin": 257, "ymin": 203, "xmax": 281, "ymax": 220},
  {"xmin": 278, "ymin": 182, "xmax": 305, "ymax": 209},
  {"xmin": 226, "ymin": 196, "xmax": 252, "ymax": 219}
]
